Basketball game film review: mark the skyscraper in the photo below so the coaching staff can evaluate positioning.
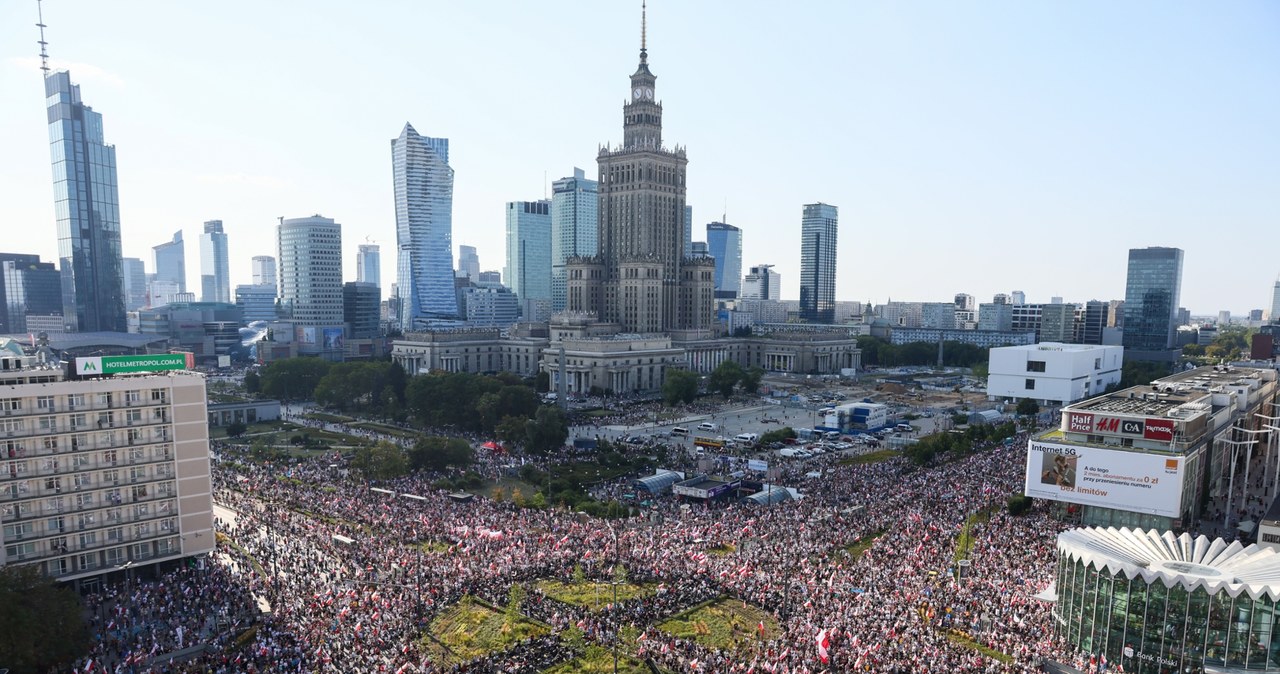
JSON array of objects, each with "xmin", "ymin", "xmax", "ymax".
[
  {"xmin": 505, "ymin": 200, "xmax": 552, "ymax": 317},
  {"xmin": 564, "ymin": 12, "xmax": 714, "ymax": 333},
  {"xmin": 356, "ymin": 244, "xmax": 381, "ymax": 289},
  {"xmin": 705, "ymin": 222, "xmax": 742, "ymax": 300},
  {"xmin": 277, "ymin": 215, "xmax": 344, "ymax": 326},
  {"xmin": 235, "ymin": 284, "xmax": 277, "ymax": 323},
  {"xmin": 0, "ymin": 254, "xmax": 61, "ymax": 334},
  {"xmin": 251, "ymin": 255, "xmax": 276, "ymax": 287},
  {"xmin": 457, "ymin": 245, "xmax": 480, "ymax": 281},
  {"xmin": 199, "ymin": 220, "xmax": 230, "ymax": 303},
  {"xmin": 742, "ymin": 264, "xmax": 781, "ymax": 301},
  {"xmin": 683, "ymin": 205, "xmax": 693, "ymax": 258},
  {"xmin": 122, "ymin": 257, "xmax": 147, "ymax": 311},
  {"xmin": 392, "ymin": 123, "xmax": 458, "ymax": 327},
  {"xmin": 551, "ymin": 168, "xmax": 599, "ymax": 312},
  {"xmin": 1122, "ymin": 247, "xmax": 1184, "ymax": 353},
  {"xmin": 153, "ymin": 231, "xmax": 186, "ymax": 294},
  {"xmin": 46, "ymin": 70, "xmax": 125, "ymax": 332},
  {"xmin": 799, "ymin": 203, "xmax": 838, "ymax": 323},
  {"xmin": 1270, "ymin": 278, "xmax": 1280, "ymax": 322}
]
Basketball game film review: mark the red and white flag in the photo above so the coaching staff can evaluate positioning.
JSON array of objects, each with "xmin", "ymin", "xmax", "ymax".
[{"xmin": 816, "ymin": 628, "xmax": 830, "ymax": 664}]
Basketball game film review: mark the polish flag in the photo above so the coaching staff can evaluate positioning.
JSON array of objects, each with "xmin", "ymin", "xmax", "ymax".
[{"xmin": 816, "ymin": 628, "xmax": 830, "ymax": 664}]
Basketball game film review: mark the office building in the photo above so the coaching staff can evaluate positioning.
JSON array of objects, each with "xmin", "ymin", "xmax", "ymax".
[
  {"xmin": 799, "ymin": 203, "xmax": 838, "ymax": 324},
  {"xmin": 235, "ymin": 284, "xmax": 277, "ymax": 324},
  {"xmin": 683, "ymin": 205, "xmax": 693, "ymax": 258},
  {"xmin": 121, "ymin": 258, "xmax": 147, "ymax": 311},
  {"xmin": 1, "ymin": 255, "xmax": 62, "ymax": 334},
  {"xmin": 392, "ymin": 123, "xmax": 458, "ymax": 327},
  {"xmin": 741, "ymin": 264, "xmax": 780, "ymax": 301},
  {"xmin": 45, "ymin": 70, "xmax": 126, "ymax": 333},
  {"xmin": 505, "ymin": 200, "xmax": 552, "ymax": 318},
  {"xmin": 1011, "ymin": 290, "xmax": 1026, "ymax": 305},
  {"xmin": 152, "ymin": 232, "xmax": 186, "ymax": 295},
  {"xmin": 356, "ymin": 245, "xmax": 381, "ymax": 290},
  {"xmin": 978, "ymin": 302, "xmax": 1013, "ymax": 332},
  {"xmin": 563, "ymin": 31, "xmax": 715, "ymax": 333},
  {"xmin": 550, "ymin": 169, "xmax": 598, "ymax": 312},
  {"xmin": 1271, "ymin": 279, "xmax": 1280, "ymax": 322},
  {"xmin": 136, "ymin": 302, "xmax": 242, "ymax": 363},
  {"xmin": 890, "ymin": 327, "xmax": 1035, "ymax": 348},
  {"xmin": 277, "ymin": 215, "xmax": 344, "ymax": 325},
  {"xmin": 456, "ymin": 245, "xmax": 480, "ymax": 281},
  {"xmin": 993, "ymin": 293, "xmax": 1011, "ymax": 305},
  {"xmin": 477, "ymin": 271, "xmax": 501, "ymax": 284},
  {"xmin": 921, "ymin": 302, "xmax": 958, "ymax": 330},
  {"xmin": 343, "ymin": 282, "xmax": 380, "ymax": 339},
  {"xmin": 1078, "ymin": 300, "xmax": 1108, "ymax": 345},
  {"xmin": 987, "ymin": 343, "xmax": 1122, "ymax": 405},
  {"xmin": 1121, "ymin": 247, "xmax": 1183, "ymax": 354},
  {"xmin": 251, "ymin": 256, "xmax": 276, "ymax": 288},
  {"xmin": 199, "ymin": 220, "xmax": 230, "ymax": 304},
  {"xmin": 1039, "ymin": 303, "xmax": 1076, "ymax": 343},
  {"xmin": 458, "ymin": 284, "xmax": 521, "ymax": 327},
  {"xmin": 1012, "ymin": 304, "xmax": 1043, "ymax": 340},
  {"xmin": 690, "ymin": 241, "xmax": 708, "ymax": 256},
  {"xmin": 706, "ymin": 222, "xmax": 742, "ymax": 300},
  {"xmin": 0, "ymin": 353, "xmax": 215, "ymax": 582}
]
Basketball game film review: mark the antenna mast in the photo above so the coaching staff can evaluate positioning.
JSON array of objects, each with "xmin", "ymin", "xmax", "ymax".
[{"xmin": 36, "ymin": 0, "xmax": 50, "ymax": 74}]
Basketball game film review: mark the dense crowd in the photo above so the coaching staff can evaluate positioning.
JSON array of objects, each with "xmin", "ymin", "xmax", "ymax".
[{"xmin": 68, "ymin": 412, "xmax": 1113, "ymax": 674}]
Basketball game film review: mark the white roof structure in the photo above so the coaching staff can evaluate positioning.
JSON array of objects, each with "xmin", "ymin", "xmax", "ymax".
[{"xmin": 1057, "ymin": 527, "xmax": 1280, "ymax": 601}]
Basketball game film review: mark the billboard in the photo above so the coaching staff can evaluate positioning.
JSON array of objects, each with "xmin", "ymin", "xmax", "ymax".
[
  {"xmin": 1067, "ymin": 411, "xmax": 1178, "ymax": 443},
  {"xmin": 747, "ymin": 459, "xmax": 769, "ymax": 472},
  {"xmin": 1024, "ymin": 440, "xmax": 1184, "ymax": 517},
  {"xmin": 76, "ymin": 354, "xmax": 187, "ymax": 375},
  {"xmin": 323, "ymin": 327, "xmax": 344, "ymax": 350}
]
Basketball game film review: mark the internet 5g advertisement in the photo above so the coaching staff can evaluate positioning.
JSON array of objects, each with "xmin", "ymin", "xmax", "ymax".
[{"xmin": 1024, "ymin": 440, "xmax": 1183, "ymax": 517}]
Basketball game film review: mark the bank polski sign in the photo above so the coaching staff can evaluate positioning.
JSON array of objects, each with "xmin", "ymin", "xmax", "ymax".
[
  {"xmin": 1023, "ymin": 440, "xmax": 1184, "ymax": 518},
  {"xmin": 76, "ymin": 354, "xmax": 187, "ymax": 375}
]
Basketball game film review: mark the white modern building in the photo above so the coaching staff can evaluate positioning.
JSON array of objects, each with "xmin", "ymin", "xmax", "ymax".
[
  {"xmin": 988, "ymin": 342, "xmax": 1123, "ymax": 405},
  {"xmin": 741, "ymin": 264, "xmax": 780, "ymax": 301},
  {"xmin": 356, "ymin": 244, "xmax": 381, "ymax": 290},
  {"xmin": 277, "ymin": 215, "xmax": 343, "ymax": 326}
]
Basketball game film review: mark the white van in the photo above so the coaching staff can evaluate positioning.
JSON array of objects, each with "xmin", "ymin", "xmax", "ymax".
[
  {"xmin": 670, "ymin": 427, "xmax": 690, "ymax": 437},
  {"xmin": 697, "ymin": 422, "xmax": 719, "ymax": 432},
  {"xmin": 735, "ymin": 432, "xmax": 759, "ymax": 445}
]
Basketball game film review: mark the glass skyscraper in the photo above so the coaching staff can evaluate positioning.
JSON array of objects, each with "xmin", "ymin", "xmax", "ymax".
[
  {"xmin": 551, "ymin": 169, "xmax": 598, "ymax": 312},
  {"xmin": 705, "ymin": 222, "xmax": 742, "ymax": 299},
  {"xmin": 46, "ymin": 70, "xmax": 126, "ymax": 332},
  {"xmin": 505, "ymin": 200, "xmax": 552, "ymax": 316},
  {"xmin": 356, "ymin": 244, "xmax": 381, "ymax": 290},
  {"xmin": 153, "ymin": 231, "xmax": 186, "ymax": 294},
  {"xmin": 251, "ymin": 255, "xmax": 276, "ymax": 288},
  {"xmin": 392, "ymin": 123, "xmax": 458, "ymax": 327},
  {"xmin": 0, "ymin": 254, "xmax": 61, "ymax": 334},
  {"xmin": 799, "ymin": 203, "xmax": 838, "ymax": 323},
  {"xmin": 277, "ymin": 215, "xmax": 344, "ymax": 326},
  {"xmin": 1121, "ymin": 247, "xmax": 1183, "ymax": 352},
  {"xmin": 121, "ymin": 257, "xmax": 147, "ymax": 311},
  {"xmin": 199, "ymin": 220, "xmax": 230, "ymax": 303}
]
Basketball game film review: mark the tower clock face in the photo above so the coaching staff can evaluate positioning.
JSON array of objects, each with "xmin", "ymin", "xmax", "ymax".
[
  {"xmin": 634, "ymin": 87, "xmax": 643, "ymax": 99},
  {"xmin": 645, "ymin": 88, "xmax": 653, "ymax": 99}
]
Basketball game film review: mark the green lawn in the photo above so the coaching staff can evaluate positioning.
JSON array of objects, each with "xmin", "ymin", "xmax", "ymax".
[
  {"xmin": 706, "ymin": 543, "xmax": 735, "ymax": 556},
  {"xmin": 841, "ymin": 529, "xmax": 885, "ymax": 562},
  {"xmin": 304, "ymin": 411, "xmax": 356, "ymax": 423},
  {"xmin": 349, "ymin": 420, "xmax": 422, "ymax": 439},
  {"xmin": 536, "ymin": 580, "xmax": 657, "ymax": 612},
  {"xmin": 423, "ymin": 595, "xmax": 549, "ymax": 665},
  {"xmin": 945, "ymin": 630, "xmax": 1014, "ymax": 664},
  {"xmin": 543, "ymin": 645, "xmax": 650, "ymax": 674},
  {"xmin": 658, "ymin": 598, "xmax": 779, "ymax": 650},
  {"xmin": 416, "ymin": 540, "xmax": 451, "ymax": 554}
]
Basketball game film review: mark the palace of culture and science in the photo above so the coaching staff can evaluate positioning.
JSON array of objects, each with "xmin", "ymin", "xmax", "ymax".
[{"xmin": 391, "ymin": 15, "xmax": 860, "ymax": 393}]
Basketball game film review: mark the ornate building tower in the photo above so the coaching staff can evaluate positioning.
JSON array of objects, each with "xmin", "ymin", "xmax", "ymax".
[{"xmin": 567, "ymin": 4, "xmax": 709, "ymax": 333}]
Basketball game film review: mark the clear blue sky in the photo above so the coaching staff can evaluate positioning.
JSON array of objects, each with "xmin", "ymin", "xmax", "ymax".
[{"xmin": 2, "ymin": 1, "xmax": 1277, "ymax": 315}]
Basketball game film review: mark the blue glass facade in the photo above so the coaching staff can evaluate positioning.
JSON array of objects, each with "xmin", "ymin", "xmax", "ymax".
[
  {"xmin": 46, "ymin": 71, "xmax": 126, "ymax": 332},
  {"xmin": 705, "ymin": 222, "xmax": 741, "ymax": 299},
  {"xmin": 200, "ymin": 220, "xmax": 230, "ymax": 304},
  {"xmin": 799, "ymin": 203, "xmax": 838, "ymax": 324},
  {"xmin": 506, "ymin": 200, "xmax": 552, "ymax": 316},
  {"xmin": 1122, "ymin": 247, "xmax": 1183, "ymax": 352},
  {"xmin": 551, "ymin": 169, "xmax": 598, "ymax": 312},
  {"xmin": 392, "ymin": 123, "xmax": 458, "ymax": 327}
]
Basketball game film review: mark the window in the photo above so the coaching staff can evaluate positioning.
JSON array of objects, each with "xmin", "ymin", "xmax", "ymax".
[
  {"xmin": 45, "ymin": 496, "xmax": 64, "ymax": 513},
  {"xmin": 79, "ymin": 531, "xmax": 96, "ymax": 548},
  {"xmin": 129, "ymin": 466, "xmax": 147, "ymax": 483},
  {"xmin": 1026, "ymin": 361, "xmax": 1046, "ymax": 373},
  {"xmin": 6, "ymin": 460, "xmax": 27, "ymax": 477},
  {"xmin": 97, "ymin": 412, "xmax": 114, "ymax": 428},
  {"xmin": 75, "ymin": 492, "xmax": 94, "ymax": 509},
  {"xmin": 74, "ymin": 473, "xmax": 92, "ymax": 490},
  {"xmin": 134, "ymin": 503, "xmax": 149, "ymax": 519},
  {"xmin": 105, "ymin": 547, "xmax": 125, "ymax": 566},
  {"xmin": 1094, "ymin": 358, "xmax": 1102, "ymax": 370},
  {"xmin": 125, "ymin": 409, "xmax": 142, "ymax": 424},
  {"xmin": 72, "ymin": 455, "xmax": 90, "ymax": 469},
  {"xmin": 79, "ymin": 554, "xmax": 98, "ymax": 570},
  {"xmin": 132, "ymin": 543, "xmax": 151, "ymax": 560},
  {"xmin": 42, "ymin": 437, "xmax": 58, "ymax": 451},
  {"xmin": 125, "ymin": 390, "xmax": 141, "ymax": 405},
  {"xmin": 0, "ymin": 418, "xmax": 22, "ymax": 433},
  {"xmin": 0, "ymin": 398, "xmax": 22, "ymax": 412},
  {"xmin": 69, "ymin": 413, "xmax": 86, "ymax": 429},
  {"xmin": 44, "ymin": 477, "xmax": 62, "ymax": 492},
  {"xmin": 129, "ymin": 447, "xmax": 145, "ymax": 461},
  {"xmin": 70, "ymin": 434, "xmax": 87, "ymax": 450},
  {"xmin": 103, "ymin": 449, "xmax": 117, "ymax": 465},
  {"xmin": 67, "ymin": 394, "xmax": 84, "ymax": 409},
  {"xmin": 36, "ymin": 396, "xmax": 55, "ymax": 410},
  {"xmin": 150, "ymin": 389, "xmax": 166, "ymax": 403},
  {"xmin": 1025, "ymin": 379, "xmax": 1036, "ymax": 390},
  {"xmin": 5, "ymin": 542, "xmax": 35, "ymax": 560},
  {"xmin": 131, "ymin": 484, "xmax": 148, "ymax": 501},
  {"xmin": 38, "ymin": 416, "xmax": 57, "ymax": 432},
  {"xmin": 3, "ymin": 522, "xmax": 33, "ymax": 539},
  {"xmin": 134, "ymin": 522, "xmax": 151, "ymax": 539},
  {"xmin": 96, "ymin": 393, "xmax": 113, "ymax": 407}
]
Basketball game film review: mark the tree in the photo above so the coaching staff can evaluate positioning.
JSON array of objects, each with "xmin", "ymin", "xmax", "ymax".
[
  {"xmin": 535, "ymin": 371, "xmax": 551, "ymax": 393},
  {"xmin": 496, "ymin": 415, "xmax": 528, "ymax": 449},
  {"xmin": 244, "ymin": 371, "xmax": 261, "ymax": 394},
  {"xmin": 351, "ymin": 441, "xmax": 409, "ymax": 480},
  {"xmin": 260, "ymin": 357, "xmax": 333, "ymax": 401},
  {"xmin": 662, "ymin": 369, "xmax": 699, "ymax": 406},
  {"xmin": 0, "ymin": 565, "xmax": 91, "ymax": 672},
  {"xmin": 1015, "ymin": 398, "xmax": 1040, "ymax": 417},
  {"xmin": 1182, "ymin": 343, "xmax": 1205, "ymax": 357},
  {"xmin": 708, "ymin": 361, "xmax": 744, "ymax": 398},
  {"xmin": 525, "ymin": 406, "xmax": 568, "ymax": 455},
  {"xmin": 739, "ymin": 366, "xmax": 765, "ymax": 396},
  {"xmin": 226, "ymin": 421, "xmax": 248, "ymax": 438}
]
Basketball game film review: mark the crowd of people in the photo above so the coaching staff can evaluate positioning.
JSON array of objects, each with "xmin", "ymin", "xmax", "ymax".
[{"xmin": 67, "ymin": 411, "xmax": 1109, "ymax": 674}]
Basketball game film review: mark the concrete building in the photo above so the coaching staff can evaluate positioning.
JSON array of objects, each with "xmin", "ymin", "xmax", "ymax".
[
  {"xmin": 0, "ymin": 353, "xmax": 214, "ymax": 583},
  {"xmin": 477, "ymin": 271, "xmax": 500, "ymax": 284},
  {"xmin": 356, "ymin": 244, "xmax": 381, "ymax": 290},
  {"xmin": 250, "ymin": 256, "xmax": 276, "ymax": 288},
  {"xmin": 1270, "ymin": 278, "xmax": 1280, "ymax": 322},
  {"xmin": 234, "ymin": 284, "xmax": 277, "ymax": 324},
  {"xmin": 741, "ymin": 264, "xmax": 780, "ymax": 301},
  {"xmin": 393, "ymin": 123, "xmax": 458, "ymax": 326},
  {"xmin": 706, "ymin": 222, "xmax": 742, "ymax": 300},
  {"xmin": 198, "ymin": 220, "xmax": 230, "ymax": 304},
  {"xmin": 136, "ymin": 302, "xmax": 243, "ymax": 364},
  {"xmin": 152, "ymin": 232, "xmax": 186, "ymax": 296},
  {"xmin": 550, "ymin": 169, "xmax": 598, "ymax": 312},
  {"xmin": 458, "ymin": 284, "xmax": 521, "ymax": 327},
  {"xmin": 1077, "ymin": 300, "xmax": 1109, "ymax": 345},
  {"xmin": 277, "ymin": 215, "xmax": 344, "ymax": 326},
  {"xmin": 1011, "ymin": 303, "xmax": 1043, "ymax": 340},
  {"xmin": 505, "ymin": 200, "xmax": 552, "ymax": 319},
  {"xmin": 1122, "ymin": 247, "xmax": 1184, "ymax": 357},
  {"xmin": 987, "ymin": 343, "xmax": 1123, "ymax": 405},
  {"xmin": 392, "ymin": 327, "xmax": 549, "ymax": 377},
  {"xmin": 343, "ymin": 282, "xmax": 381, "ymax": 339},
  {"xmin": 977, "ymin": 303, "xmax": 1013, "ymax": 332},
  {"xmin": 799, "ymin": 203, "xmax": 838, "ymax": 323},
  {"xmin": 1039, "ymin": 303, "xmax": 1076, "ymax": 343},
  {"xmin": 890, "ymin": 327, "xmax": 1036, "ymax": 348},
  {"xmin": 921, "ymin": 302, "xmax": 957, "ymax": 329}
]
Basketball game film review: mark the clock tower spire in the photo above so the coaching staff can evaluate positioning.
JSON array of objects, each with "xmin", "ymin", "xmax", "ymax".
[{"xmin": 624, "ymin": 1, "xmax": 660, "ymax": 148}]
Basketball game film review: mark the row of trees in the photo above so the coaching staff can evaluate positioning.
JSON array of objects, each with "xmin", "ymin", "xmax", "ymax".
[
  {"xmin": 249, "ymin": 360, "xmax": 409, "ymax": 419},
  {"xmin": 903, "ymin": 421, "xmax": 1018, "ymax": 466},
  {"xmin": 856, "ymin": 336, "xmax": 989, "ymax": 369},
  {"xmin": 1182, "ymin": 325, "xmax": 1253, "ymax": 362},
  {"xmin": 405, "ymin": 371, "xmax": 542, "ymax": 435},
  {"xmin": 707, "ymin": 361, "xmax": 765, "ymax": 398}
]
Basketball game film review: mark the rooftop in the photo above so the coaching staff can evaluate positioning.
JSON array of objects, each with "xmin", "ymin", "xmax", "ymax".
[{"xmin": 1067, "ymin": 364, "xmax": 1273, "ymax": 420}]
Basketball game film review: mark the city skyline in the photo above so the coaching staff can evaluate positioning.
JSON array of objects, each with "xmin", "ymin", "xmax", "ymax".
[{"xmin": 1, "ymin": 1, "xmax": 1277, "ymax": 315}]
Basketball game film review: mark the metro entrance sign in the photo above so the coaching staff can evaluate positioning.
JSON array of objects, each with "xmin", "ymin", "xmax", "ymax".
[{"xmin": 76, "ymin": 354, "xmax": 187, "ymax": 375}]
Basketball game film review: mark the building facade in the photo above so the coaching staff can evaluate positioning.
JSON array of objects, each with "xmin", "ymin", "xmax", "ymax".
[
  {"xmin": 457, "ymin": 245, "xmax": 480, "ymax": 281},
  {"xmin": 799, "ymin": 203, "xmax": 838, "ymax": 324},
  {"xmin": 1039, "ymin": 303, "xmax": 1076, "ymax": 343},
  {"xmin": 741, "ymin": 264, "xmax": 780, "ymax": 301},
  {"xmin": 153, "ymin": 231, "xmax": 186, "ymax": 297},
  {"xmin": 890, "ymin": 327, "xmax": 1036, "ymax": 348},
  {"xmin": 343, "ymin": 282, "xmax": 380, "ymax": 339},
  {"xmin": 1122, "ymin": 247, "xmax": 1184, "ymax": 354},
  {"xmin": 0, "ymin": 355, "xmax": 215, "ymax": 583},
  {"xmin": 45, "ymin": 70, "xmax": 126, "ymax": 333},
  {"xmin": 121, "ymin": 258, "xmax": 147, "ymax": 312},
  {"xmin": 277, "ymin": 215, "xmax": 344, "ymax": 326},
  {"xmin": 551, "ymin": 169, "xmax": 599, "ymax": 312},
  {"xmin": 392, "ymin": 328, "xmax": 548, "ymax": 377},
  {"xmin": 1, "ymin": 254, "xmax": 62, "ymax": 334},
  {"xmin": 705, "ymin": 222, "xmax": 742, "ymax": 300},
  {"xmin": 458, "ymin": 284, "xmax": 521, "ymax": 327},
  {"xmin": 356, "ymin": 244, "xmax": 381, "ymax": 290},
  {"xmin": 505, "ymin": 200, "xmax": 552, "ymax": 318},
  {"xmin": 234, "ymin": 284, "xmax": 277, "ymax": 324},
  {"xmin": 987, "ymin": 343, "xmax": 1123, "ymax": 405},
  {"xmin": 392, "ymin": 123, "xmax": 458, "ymax": 327},
  {"xmin": 199, "ymin": 220, "xmax": 230, "ymax": 304},
  {"xmin": 251, "ymin": 255, "xmax": 276, "ymax": 288}
]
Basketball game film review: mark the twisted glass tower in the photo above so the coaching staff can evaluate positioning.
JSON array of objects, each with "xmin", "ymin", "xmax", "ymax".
[
  {"xmin": 46, "ymin": 70, "xmax": 126, "ymax": 332},
  {"xmin": 392, "ymin": 123, "xmax": 458, "ymax": 327}
]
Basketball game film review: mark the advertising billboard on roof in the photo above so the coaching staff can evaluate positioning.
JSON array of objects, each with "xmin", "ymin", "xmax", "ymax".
[{"xmin": 1024, "ymin": 440, "xmax": 1184, "ymax": 518}]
